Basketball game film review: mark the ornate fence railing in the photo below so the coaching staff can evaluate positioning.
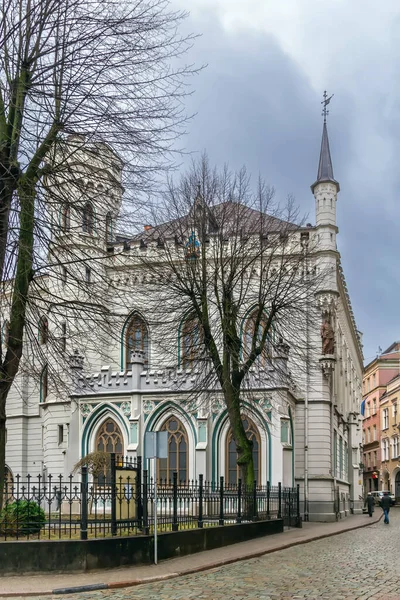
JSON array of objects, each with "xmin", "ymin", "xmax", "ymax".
[{"xmin": 0, "ymin": 455, "xmax": 301, "ymax": 541}]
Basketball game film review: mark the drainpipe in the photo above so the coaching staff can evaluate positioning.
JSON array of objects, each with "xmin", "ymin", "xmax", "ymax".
[{"xmin": 301, "ymin": 233, "xmax": 310, "ymax": 522}]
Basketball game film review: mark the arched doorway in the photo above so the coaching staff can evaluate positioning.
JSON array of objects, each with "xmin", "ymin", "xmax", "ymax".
[
  {"xmin": 4, "ymin": 466, "xmax": 13, "ymax": 499},
  {"xmin": 395, "ymin": 471, "xmax": 400, "ymax": 501}
]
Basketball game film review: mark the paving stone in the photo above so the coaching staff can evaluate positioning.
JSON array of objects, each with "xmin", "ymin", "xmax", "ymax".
[{"xmin": 5, "ymin": 511, "xmax": 400, "ymax": 600}]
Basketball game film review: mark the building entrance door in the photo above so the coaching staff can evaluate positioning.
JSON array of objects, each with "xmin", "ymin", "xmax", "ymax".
[{"xmin": 395, "ymin": 471, "xmax": 400, "ymax": 502}]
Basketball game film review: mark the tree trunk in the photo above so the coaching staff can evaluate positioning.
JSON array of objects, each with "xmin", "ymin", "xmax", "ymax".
[{"xmin": 224, "ymin": 383, "xmax": 255, "ymax": 488}]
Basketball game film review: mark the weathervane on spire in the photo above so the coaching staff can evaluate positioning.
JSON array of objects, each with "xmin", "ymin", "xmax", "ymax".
[{"xmin": 321, "ymin": 90, "xmax": 334, "ymax": 123}]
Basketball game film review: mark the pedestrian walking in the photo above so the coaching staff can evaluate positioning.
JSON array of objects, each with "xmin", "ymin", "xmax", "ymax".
[
  {"xmin": 365, "ymin": 492, "xmax": 375, "ymax": 517},
  {"xmin": 380, "ymin": 491, "xmax": 391, "ymax": 524}
]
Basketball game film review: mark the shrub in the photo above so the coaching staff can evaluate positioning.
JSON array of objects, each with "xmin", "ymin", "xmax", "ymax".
[{"xmin": 0, "ymin": 500, "xmax": 46, "ymax": 536}]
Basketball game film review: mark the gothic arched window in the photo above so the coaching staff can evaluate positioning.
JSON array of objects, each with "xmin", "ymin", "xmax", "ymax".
[
  {"xmin": 82, "ymin": 202, "xmax": 94, "ymax": 234},
  {"xmin": 106, "ymin": 212, "xmax": 113, "ymax": 243},
  {"xmin": 125, "ymin": 314, "xmax": 149, "ymax": 367},
  {"xmin": 95, "ymin": 418, "xmax": 124, "ymax": 485},
  {"xmin": 158, "ymin": 416, "xmax": 188, "ymax": 483},
  {"xmin": 226, "ymin": 417, "xmax": 261, "ymax": 485},
  {"xmin": 243, "ymin": 310, "xmax": 272, "ymax": 367},
  {"xmin": 96, "ymin": 418, "xmax": 124, "ymax": 455},
  {"xmin": 61, "ymin": 204, "xmax": 70, "ymax": 233},
  {"xmin": 39, "ymin": 316, "xmax": 48, "ymax": 345},
  {"xmin": 181, "ymin": 315, "xmax": 202, "ymax": 369}
]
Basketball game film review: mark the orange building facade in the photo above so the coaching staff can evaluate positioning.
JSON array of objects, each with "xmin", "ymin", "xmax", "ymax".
[{"xmin": 362, "ymin": 342, "xmax": 400, "ymax": 495}]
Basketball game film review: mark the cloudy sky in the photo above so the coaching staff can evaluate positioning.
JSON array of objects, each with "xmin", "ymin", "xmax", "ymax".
[{"xmin": 170, "ymin": 0, "xmax": 400, "ymax": 363}]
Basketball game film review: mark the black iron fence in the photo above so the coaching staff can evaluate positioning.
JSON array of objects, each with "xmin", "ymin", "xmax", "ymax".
[{"xmin": 0, "ymin": 456, "xmax": 301, "ymax": 541}]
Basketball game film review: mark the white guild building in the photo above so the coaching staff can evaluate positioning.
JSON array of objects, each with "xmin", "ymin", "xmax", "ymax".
[{"xmin": 4, "ymin": 118, "xmax": 364, "ymax": 521}]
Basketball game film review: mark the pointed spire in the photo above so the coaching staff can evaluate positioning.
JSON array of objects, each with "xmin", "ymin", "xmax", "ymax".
[{"xmin": 311, "ymin": 92, "xmax": 340, "ymax": 193}]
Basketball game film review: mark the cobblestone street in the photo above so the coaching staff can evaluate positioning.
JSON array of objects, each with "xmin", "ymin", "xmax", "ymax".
[{"xmin": 20, "ymin": 509, "xmax": 400, "ymax": 600}]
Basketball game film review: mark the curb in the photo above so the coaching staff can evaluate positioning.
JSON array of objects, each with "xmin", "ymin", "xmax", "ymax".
[{"xmin": 1, "ymin": 515, "xmax": 383, "ymax": 597}]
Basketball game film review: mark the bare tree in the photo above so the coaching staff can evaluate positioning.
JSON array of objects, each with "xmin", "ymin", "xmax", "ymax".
[
  {"xmin": 135, "ymin": 156, "xmax": 321, "ymax": 487},
  {"xmin": 0, "ymin": 0, "xmax": 196, "ymax": 506}
]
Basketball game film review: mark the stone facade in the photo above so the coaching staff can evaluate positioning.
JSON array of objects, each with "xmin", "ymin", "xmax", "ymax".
[{"xmin": 4, "ymin": 122, "xmax": 364, "ymax": 521}]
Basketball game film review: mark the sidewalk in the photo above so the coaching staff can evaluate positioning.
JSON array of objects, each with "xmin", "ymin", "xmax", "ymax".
[{"xmin": 0, "ymin": 512, "xmax": 382, "ymax": 597}]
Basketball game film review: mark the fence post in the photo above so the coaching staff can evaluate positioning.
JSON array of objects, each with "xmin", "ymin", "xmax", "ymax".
[
  {"xmin": 198, "ymin": 474, "xmax": 203, "ymax": 529},
  {"xmin": 236, "ymin": 478, "xmax": 242, "ymax": 523},
  {"xmin": 80, "ymin": 466, "xmax": 88, "ymax": 541},
  {"xmin": 267, "ymin": 481, "xmax": 270, "ymax": 519},
  {"xmin": 111, "ymin": 452, "xmax": 117, "ymax": 536},
  {"xmin": 143, "ymin": 469, "xmax": 149, "ymax": 534},
  {"xmin": 296, "ymin": 484, "xmax": 301, "ymax": 527},
  {"xmin": 278, "ymin": 482, "xmax": 282, "ymax": 519},
  {"xmin": 137, "ymin": 455, "xmax": 142, "ymax": 529},
  {"xmin": 219, "ymin": 476, "xmax": 224, "ymax": 526},
  {"xmin": 252, "ymin": 480, "xmax": 258, "ymax": 521},
  {"xmin": 172, "ymin": 471, "xmax": 178, "ymax": 532},
  {"xmin": 288, "ymin": 488, "xmax": 291, "ymax": 526}
]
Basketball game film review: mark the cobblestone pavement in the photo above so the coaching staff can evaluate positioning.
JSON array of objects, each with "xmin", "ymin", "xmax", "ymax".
[{"xmin": 23, "ymin": 510, "xmax": 400, "ymax": 600}]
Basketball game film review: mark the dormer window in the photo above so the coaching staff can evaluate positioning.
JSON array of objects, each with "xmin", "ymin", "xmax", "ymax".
[{"xmin": 82, "ymin": 202, "xmax": 94, "ymax": 234}]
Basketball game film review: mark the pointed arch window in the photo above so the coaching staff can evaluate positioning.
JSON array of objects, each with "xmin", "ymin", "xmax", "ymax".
[
  {"xmin": 40, "ymin": 365, "xmax": 48, "ymax": 403},
  {"xmin": 61, "ymin": 204, "xmax": 70, "ymax": 233},
  {"xmin": 243, "ymin": 310, "xmax": 272, "ymax": 367},
  {"xmin": 82, "ymin": 202, "xmax": 94, "ymax": 234},
  {"xmin": 226, "ymin": 417, "xmax": 261, "ymax": 485},
  {"xmin": 39, "ymin": 316, "xmax": 48, "ymax": 345},
  {"xmin": 158, "ymin": 416, "xmax": 188, "ymax": 483},
  {"xmin": 125, "ymin": 314, "xmax": 149, "ymax": 367},
  {"xmin": 181, "ymin": 315, "xmax": 203, "ymax": 369},
  {"xmin": 106, "ymin": 212, "xmax": 113, "ymax": 244},
  {"xmin": 95, "ymin": 418, "xmax": 124, "ymax": 485}
]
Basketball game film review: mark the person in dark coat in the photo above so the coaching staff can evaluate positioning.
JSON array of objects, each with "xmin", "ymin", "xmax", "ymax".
[
  {"xmin": 365, "ymin": 493, "xmax": 375, "ymax": 517},
  {"xmin": 380, "ymin": 491, "xmax": 391, "ymax": 524}
]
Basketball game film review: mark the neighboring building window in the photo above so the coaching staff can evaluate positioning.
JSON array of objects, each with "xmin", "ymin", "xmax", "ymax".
[
  {"xmin": 372, "ymin": 399, "xmax": 376, "ymax": 414},
  {"xmin": 334, "ymin": 431, "xmax": 338, "ymax": 476},
  {"xmin": 339, "ymin": 437, "xmax": 343, "ymax": 479},
  {"xmin": 243, "ymin": 310, "xmax": 272, "ymax": 367},
  {"xmin": 85, "ymin": 266, "xmax": 91, "ymax": 283},
  {"xmin": 58, "ymin": 425, "xmax": 64, "ymax": 445},
  {"xmin": 393, "ymin": 402, "xmax": 398, "ymax": 420},
  {"xmin": 158, "ymin": 416, "xmax": 188, "ymax": 483},
  {"xmin": 40, "ymin": 365, "xmax": 48, "ymax": 403},
  {"xmin": 367, "ymin": 427, "xmax": 371, "ymax": 443},
  {"xmin": 344, "ymin": 442, "xmax": 348, "ymax": 480},
  {"xmin": 62, "ymin": 267, "xmax": 67, "ymax": 286},
  {"xmin": 368, "ymin": 378, "xmax": 370, "ymax": 392},
  {"xmin": 125, "ymin": 314, "xmax": 149, "ymax": 367},
  {"xmin": 383, "ymin": 408, "xmax": 389, "ymax": 430},
  {"xmin": 382, "ymin": 438, "xmax": 389, "ymax": 461},
  {"xmin": 227, "ymin": 417, "xmax": 261, "ymax": 485},
  {"xmin": 372, "ymin": 373, "xmax": 376, "ymax": 388},
  {"xmin": 106, "ymin": 212, "xmax": 113, "ymax": 243},
  {"xmin": 393, "ymin": 436, "xmax": 399, "ymax": 459},
  {"xmin": 281, "ymin": 419, "xmax": 290, "ymax": 444},
  {"xmin": 366, "ymin": 402, "xmax": 370, "ymax": 418},
  {"xmin": 61, "ymin": 204, "xmax": 70, "ymax": 233},
  {"xmin": 181, "ymin": 315, "xmax": 202, "ymax": 369},
  {"xmin": 82, "ymin": 202, "xmax": 94, "ymax": 234},
  {"xmin": 373, "ymin": 450, "xmax": 377, "ymax": 466},
  {"xmin": 39, "ymin": 316, "xmax": 48, "ymax": 345},
  {"xmin": 373, "ymin": 425, "xmax": 376, "ymax": 441}
]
